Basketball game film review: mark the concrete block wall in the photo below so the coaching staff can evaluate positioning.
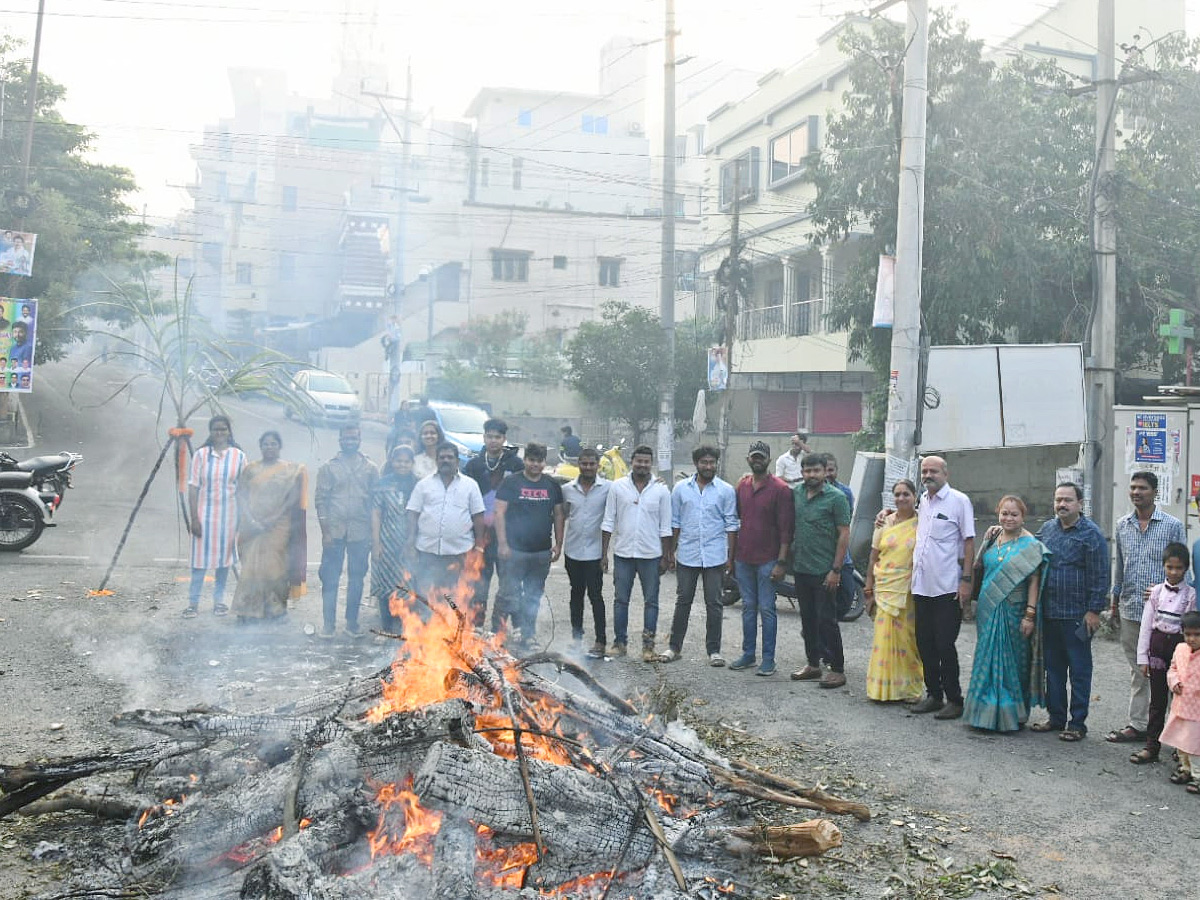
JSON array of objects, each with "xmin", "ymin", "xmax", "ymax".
[{"xmin": 943, "ymin": 444, "xmax": 1080, "ymax": 534}]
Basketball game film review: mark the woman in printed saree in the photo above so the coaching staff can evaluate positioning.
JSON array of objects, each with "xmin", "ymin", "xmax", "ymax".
[
  {"xmin": 864, "ymin": 479, "xmax": 924, "ymax": 701},
  {"xmin": 372, "ymin": 445, "xmax": 418, "ymax": 634},
  {"xmin": 232, "ymin": 431, "xmax": 308, "ymax": 622},
  {"xmin": 964, "ymin": 495, "xmax": 1049, "ymax": 732}
]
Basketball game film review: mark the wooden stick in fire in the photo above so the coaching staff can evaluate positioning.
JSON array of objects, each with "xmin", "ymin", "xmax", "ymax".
[{"xmin": 501, "ymin": 687, "xmax": 547, "ymax": 863}]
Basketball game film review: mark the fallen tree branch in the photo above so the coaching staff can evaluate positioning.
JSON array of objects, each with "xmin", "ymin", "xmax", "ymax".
[
  {"xmin": 728, "ymin": 758, "xmax": 871, "ymax": 822},
  {"xmin": 17, "ymin": 793, "xmax": 141, "ymax": 820}
]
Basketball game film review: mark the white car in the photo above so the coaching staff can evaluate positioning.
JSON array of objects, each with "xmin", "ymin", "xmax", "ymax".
[{"xmin": 286, "ymin": 370, "xmax": 361, "ymax": 424}]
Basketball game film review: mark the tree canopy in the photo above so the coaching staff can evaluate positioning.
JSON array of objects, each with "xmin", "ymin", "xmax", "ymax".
[
  {"xmin": 565, "ymin": 301, "xmax": 716, "ymax": 444},
  {"xmin": 0, "ymin": 37, "xmax": 158, "ymax": 362},
  {"xmin": 803, "ymin": 13, "xmax": 1200, "ymax": 443}
]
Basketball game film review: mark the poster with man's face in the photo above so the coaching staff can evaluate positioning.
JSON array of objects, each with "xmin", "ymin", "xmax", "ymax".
[
  {"xmin": 0, "ymin": 298, "xmax": 37, "ymax": 393},
  {"xmin": 0, "ymin": 230, "xmax": 37, "ymax": 277}
]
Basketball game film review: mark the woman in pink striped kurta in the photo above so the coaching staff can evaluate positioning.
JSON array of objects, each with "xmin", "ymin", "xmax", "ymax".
[{"xmin": 186, "ymin": 415, "xmax": 247, "ymax": 617}]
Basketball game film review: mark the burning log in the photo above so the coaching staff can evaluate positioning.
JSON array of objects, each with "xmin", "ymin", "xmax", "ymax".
[
  {"xmin": 413, "ymin": 741, "xmax": 658, "ymax": 888},
  {"xmin": 113, "ymin": 708, "xmax": 347, "ymax": 745},
  {"xmin": 16, "ymin": 792, "xmax": 141, "ymax": 820}
]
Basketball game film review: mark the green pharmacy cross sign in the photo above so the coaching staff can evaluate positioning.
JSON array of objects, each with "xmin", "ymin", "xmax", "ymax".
[{"xmin": 1160, "ymin": 308, "xmax": 1194, "ymax": 355}]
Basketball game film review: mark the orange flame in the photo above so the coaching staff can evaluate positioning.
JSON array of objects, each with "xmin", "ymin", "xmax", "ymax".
[
  {"xmin": 650, "ymin": 787, "xmax": 680, "ymax": 815},
  {"xmin": 367, "ymin": 781, "xmax": 444, "ymax": 864},
  {"xmin": 476, "ymin": 826, "xmax": 540, "ymax": 890}
]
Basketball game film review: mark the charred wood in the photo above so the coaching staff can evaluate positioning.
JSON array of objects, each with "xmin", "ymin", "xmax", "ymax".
[{"xmin": 414, "ymin": 741, "xmax": 657, "ymax": 888}]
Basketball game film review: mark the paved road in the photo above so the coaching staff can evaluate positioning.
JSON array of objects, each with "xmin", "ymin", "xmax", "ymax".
[{"xmin": 1, "ymin": 357, "xmax": 1186, "ymax": 898}]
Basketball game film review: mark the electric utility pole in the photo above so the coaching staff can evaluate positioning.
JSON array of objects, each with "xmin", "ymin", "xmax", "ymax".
[
  {"xmin": 20, "ymin": 0, "xmax": 46, "ymax": 192},
  {"xmin": 715, "ymin": 170, "xmax": 741, "ymax": 479},
  {"xmin": 1086, "ymin": 0, "xmax": 1117, "ymax": 537},
  {"xmin": 883, "ymin": 0, "xmax": 929, "ymax": 487},
  {"xmin": 655, "ymin": 0, "xmax": 678, "ymax": 481}
]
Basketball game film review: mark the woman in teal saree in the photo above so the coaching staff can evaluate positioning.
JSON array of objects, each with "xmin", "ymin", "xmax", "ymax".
[{"xmin": 964, "ymin": 495, "xmax": 1049, "ymax": 732}]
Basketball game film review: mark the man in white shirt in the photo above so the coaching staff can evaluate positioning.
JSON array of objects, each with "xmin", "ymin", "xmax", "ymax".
[
  {"xmin": 562, "ymin": 447, "xmax": 611, "ymax": 658},
  {"xmin": 406, "ymin": 442, "xmax": 487, "ymax": 607},
  {"xmin": 601, "ymin": 445, "xmax": 673, "ymax": 661},
  {"xmin": 909, "ymin": 456, "xmax": 976, "ymax": 720},
  {"xmin": 774, "ymin": 432, "xmax": 810, "ymax": 485}
]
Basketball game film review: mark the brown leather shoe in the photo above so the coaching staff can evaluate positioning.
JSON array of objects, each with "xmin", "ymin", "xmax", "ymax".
[
  {"xmin": 818, "ymin": 670, "xmax": 847, "ymax": 689},
  {"xmin": 934, "ymin": 701, "xmax": 964, "ymax": 720},
  {"xmin": 790, "ymin": 665, "xmax": 822, "ymax": 681},
  {"xmin": 610, "ymin": 643, "xmax": 627, "ymax": 658},
  {"xmin": 910, "ymin": 696, "xmax": 944, "ymax": 714}
]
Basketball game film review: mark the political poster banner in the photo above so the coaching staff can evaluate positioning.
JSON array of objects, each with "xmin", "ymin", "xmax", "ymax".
[
  {"xmin": 0, "ymin": 230, "xmax": 37, "ymax": 277},
  {"xmin": 0, "ymin": 298, "xmax": 37, "ymax": 393},
  {"xmin": 707, "ymin": 346, "xmax": 728, "ymax": 392}
]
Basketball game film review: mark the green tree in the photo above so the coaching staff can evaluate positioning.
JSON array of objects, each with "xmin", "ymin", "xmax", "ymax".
[
  {"xmin": 566, "ymin": 301, "xmax": 668, "ymax": 445},
  {"xmin": 1, "ymin": 41, "xmax": 158, "ymax": 361},
  {"xmin": 1117, "ymin": 34, "xmax": 1200, "ymax": 381},
  {"xmin": 803, "ymin": 13, "xmax": 1138, "ymax": 445},
  {"xmin": 456, "ymin": 309, "xmax": 528, "ymax": 375}
]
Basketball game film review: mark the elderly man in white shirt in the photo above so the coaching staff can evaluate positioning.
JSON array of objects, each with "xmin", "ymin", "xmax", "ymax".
[
  {"xmin": 406, "ymin": 441, "xmax": 487, "ymax": 607},
  {"xmin": 601, "ymin": 445, "xmax": 673, "ymax": 661},
  {"xmin": 562, "ymin": 447, "xmax": 611, "ymax": 658},
  {"xmin": 774, "ymin": 432, "xmax": 810, "ymax": 485},
  {"xmin": 909, "ymin": 455, "xmax": 976, "ymax": 720}
]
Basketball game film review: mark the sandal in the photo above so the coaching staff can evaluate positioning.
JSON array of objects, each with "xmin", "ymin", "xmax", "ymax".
[
  {"xmin": 657, "ymin": 649, "xmax": 682, "ymax": 663},
  {"xmin": 213, "ymin": 604, "xmax": 229, "ymax": 617},
  {"xmin": 1129, "ymin": 748, "xmax": 1159, "ymax": 765},
  {"xmin": 1188, "ymin": 782, "xmax": 1200, "ymax": 795},
  {"xmin": 1029, "ymin": 721, "xmax": 1061, "ymax": 733},
  {"xmin": 1058, "ymin": 729, "xmax": 1085, "ymax": 742},
  {"xmin": 1106, "ymin": 726, "xmax": 1147, "ymax": 744},
  {"xmin": 181, "ymin": 606, "xmax": 198, "ymax": 619},
  {"xmin": 1169, "ymin": 769, "xmax": 1193, "ymax": 785}
]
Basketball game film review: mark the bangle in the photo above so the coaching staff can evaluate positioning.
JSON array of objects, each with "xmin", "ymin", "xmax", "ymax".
[{"xmin": 1025, "ymin": 606, "xmax": 1037, "ymax": 614}]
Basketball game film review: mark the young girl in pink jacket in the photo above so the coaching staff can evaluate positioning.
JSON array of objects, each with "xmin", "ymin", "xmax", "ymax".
[{"xmin": 1161, "ymin": 610, "xmax": 1200, "ymax": 791}]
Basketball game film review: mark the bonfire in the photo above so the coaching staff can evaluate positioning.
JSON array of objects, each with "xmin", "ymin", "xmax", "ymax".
[{"xmin": 0, "ymin": 558, "xmax": 868, "ymax": 899}]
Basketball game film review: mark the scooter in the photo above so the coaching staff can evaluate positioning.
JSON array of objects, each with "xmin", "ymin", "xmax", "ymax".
[
  {"xmin": 720, "ymin": 566, "xmax": 867, "ymax": 622},
  {"xmin": 0, "ymin": 450, "xmax": 83, "ymax": 551}
]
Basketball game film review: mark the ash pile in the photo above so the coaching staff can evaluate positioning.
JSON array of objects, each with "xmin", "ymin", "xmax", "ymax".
[{"xmin": 0, "ymin": 588, "xmax": 868, "ymax": 899}]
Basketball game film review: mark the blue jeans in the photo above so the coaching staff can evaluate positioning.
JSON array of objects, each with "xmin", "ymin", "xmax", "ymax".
[
  {"xmin": 500, "ymin": 548, "xmax": 552, "ymax": 637},
  {"xmin": 1042, "ymin": 617, "xmax": 1095, "ymax": 732},
  {"xmin": 188, "ymin": 566, "xmax": 229, "ymax": 608},
  {"xmin": 735, "ymin": 560, "xmax": 778, "ymax": 662},
  {"xmin": 319, "ymin": 538, "xmax": 370, "ymax": 631},
  {"xmin": 612, "ymin": 555, "xmax": 660, "ymax": 646}
]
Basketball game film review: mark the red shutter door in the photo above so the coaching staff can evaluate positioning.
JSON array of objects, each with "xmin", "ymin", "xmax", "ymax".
[
  {"xmin": 757, "ymin": 391, "xmax": 799, "ymax": 433},
  {"xmin": 812, "ymin": 392, "xmax": 862, "ymax": 434}
]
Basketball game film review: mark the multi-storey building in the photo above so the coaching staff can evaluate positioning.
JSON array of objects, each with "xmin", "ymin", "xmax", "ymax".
[{"xmin": 696, "ymin": 0, "xmax": 1185, "ymax": 452}]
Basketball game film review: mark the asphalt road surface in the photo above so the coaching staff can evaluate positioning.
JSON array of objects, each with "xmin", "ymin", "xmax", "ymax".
[{"xmin": 0, "ymin": 357, "xmax": 1186, "ymax": 898}]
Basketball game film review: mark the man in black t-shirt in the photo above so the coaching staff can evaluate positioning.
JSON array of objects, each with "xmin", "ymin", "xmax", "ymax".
[
  {"xmin": 494, "ymin": 442, "xmax": 564, "ymax": 646},
  {"xmin": 461, "ymin": 417, "xmax": 524, "ymax": 627}
]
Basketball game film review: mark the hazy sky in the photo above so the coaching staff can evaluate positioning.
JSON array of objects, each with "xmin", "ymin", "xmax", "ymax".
[{"xmin": 3, "ymin": 0, "xmax": 1196, "ymax": 220}]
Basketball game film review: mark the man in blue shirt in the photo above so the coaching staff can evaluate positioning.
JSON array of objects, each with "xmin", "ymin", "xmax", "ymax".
[
  {"xmin": 1032, "ymin": 482, "xmax": 1110, "ymax": 740},
  {"xmin": 660, "ymin": 445, "xmax": 739, "ymax": 666}
]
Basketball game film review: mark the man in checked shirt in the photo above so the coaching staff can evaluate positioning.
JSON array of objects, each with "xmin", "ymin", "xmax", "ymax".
[
  {"xmin": 1029, "ymin": 483, "xmax": 1110, "ymax": 741},
  {"xmin": 1106, "ymin": 471, "xmax": 1184, "ymax": 745}
]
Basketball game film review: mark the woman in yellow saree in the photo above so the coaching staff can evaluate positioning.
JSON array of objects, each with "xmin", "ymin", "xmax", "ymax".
[
  {"xmin": 864, "ymin": 479, "xmax": 924, "ymax": 701},
  {"xmin": 232, "ymin": 431, "xmax": 308, "ymax": 622}
]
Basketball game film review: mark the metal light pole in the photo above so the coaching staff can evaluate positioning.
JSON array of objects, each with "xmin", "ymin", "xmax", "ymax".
[
  {"xmin": 655, "ymin": 0, "xmax": 678, "ymax": 480},
  {"xmin": 884, "ymin": 0, "xmax": 929, "ymax": 484}
]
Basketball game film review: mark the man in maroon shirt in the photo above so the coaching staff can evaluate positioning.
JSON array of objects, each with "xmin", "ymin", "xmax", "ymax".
[{"xmin": 729, "ymin": 441, "xmax": 795, "ymax": 676}]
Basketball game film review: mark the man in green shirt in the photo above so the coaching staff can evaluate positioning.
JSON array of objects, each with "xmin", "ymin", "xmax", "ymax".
[{"xmin": 788, "ymin": 453, "xmax": 851, "ymax": 688}]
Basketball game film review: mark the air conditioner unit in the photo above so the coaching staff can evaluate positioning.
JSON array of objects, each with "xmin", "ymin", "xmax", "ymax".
[{"xmin": 627, "ymin": 122, "xmax": 644, "ymax": 136}]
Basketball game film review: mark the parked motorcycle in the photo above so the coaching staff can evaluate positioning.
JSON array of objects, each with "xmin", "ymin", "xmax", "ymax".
[
  {"xmin": 0, "ymin": 450, "xmax": 83, "ymax": 551},
  {"xmin": 720, "ymin": 566, "xmax": 867, "ymax": 623}
]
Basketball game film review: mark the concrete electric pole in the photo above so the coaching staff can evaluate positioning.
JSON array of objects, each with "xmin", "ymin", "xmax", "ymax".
[
  {"xmin": 1086, "ymin": 0, "xmax": 1117, "ymax": 537},
  {"xmin": 656, "ymin": 0, "xmax": 678, "ymax": 481},
  {"xmin": 883, "ymin": 0, "xmax": 929, "ymax": 487}
]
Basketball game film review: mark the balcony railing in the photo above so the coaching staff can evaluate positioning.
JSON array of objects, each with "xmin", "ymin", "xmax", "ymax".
[{"xmin": 736, "ymin": 298, "xmax": 826, "ymax": 341}]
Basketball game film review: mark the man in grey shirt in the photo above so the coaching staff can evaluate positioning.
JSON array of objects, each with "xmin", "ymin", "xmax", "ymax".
[
  {"xmin": 314, "ymin": 424, "xmax": 378, "ymax": 639},
  {"xmin": 562, "ymin": 447, "xmax": 610, "ymax": 658}
]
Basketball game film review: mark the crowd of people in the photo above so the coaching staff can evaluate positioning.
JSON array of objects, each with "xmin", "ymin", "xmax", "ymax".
[{"xmin": 179, "ymin": 415, "xmax": 1200, "ymax": 788}]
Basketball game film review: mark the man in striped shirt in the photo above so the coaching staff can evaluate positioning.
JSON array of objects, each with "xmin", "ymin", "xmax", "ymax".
[{"xmin": 1106, "ymin": 470, "xmax": 1184, "ymax": 744}]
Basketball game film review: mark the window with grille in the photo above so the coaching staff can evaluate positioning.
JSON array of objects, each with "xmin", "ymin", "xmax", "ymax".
[
  {"xmin": 491, "ymin": 250, "xmax": 530, "ymax": 282},
  {"xmin": 598, "ymin": 257, "xmax": 622, "ymax": 287}
]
